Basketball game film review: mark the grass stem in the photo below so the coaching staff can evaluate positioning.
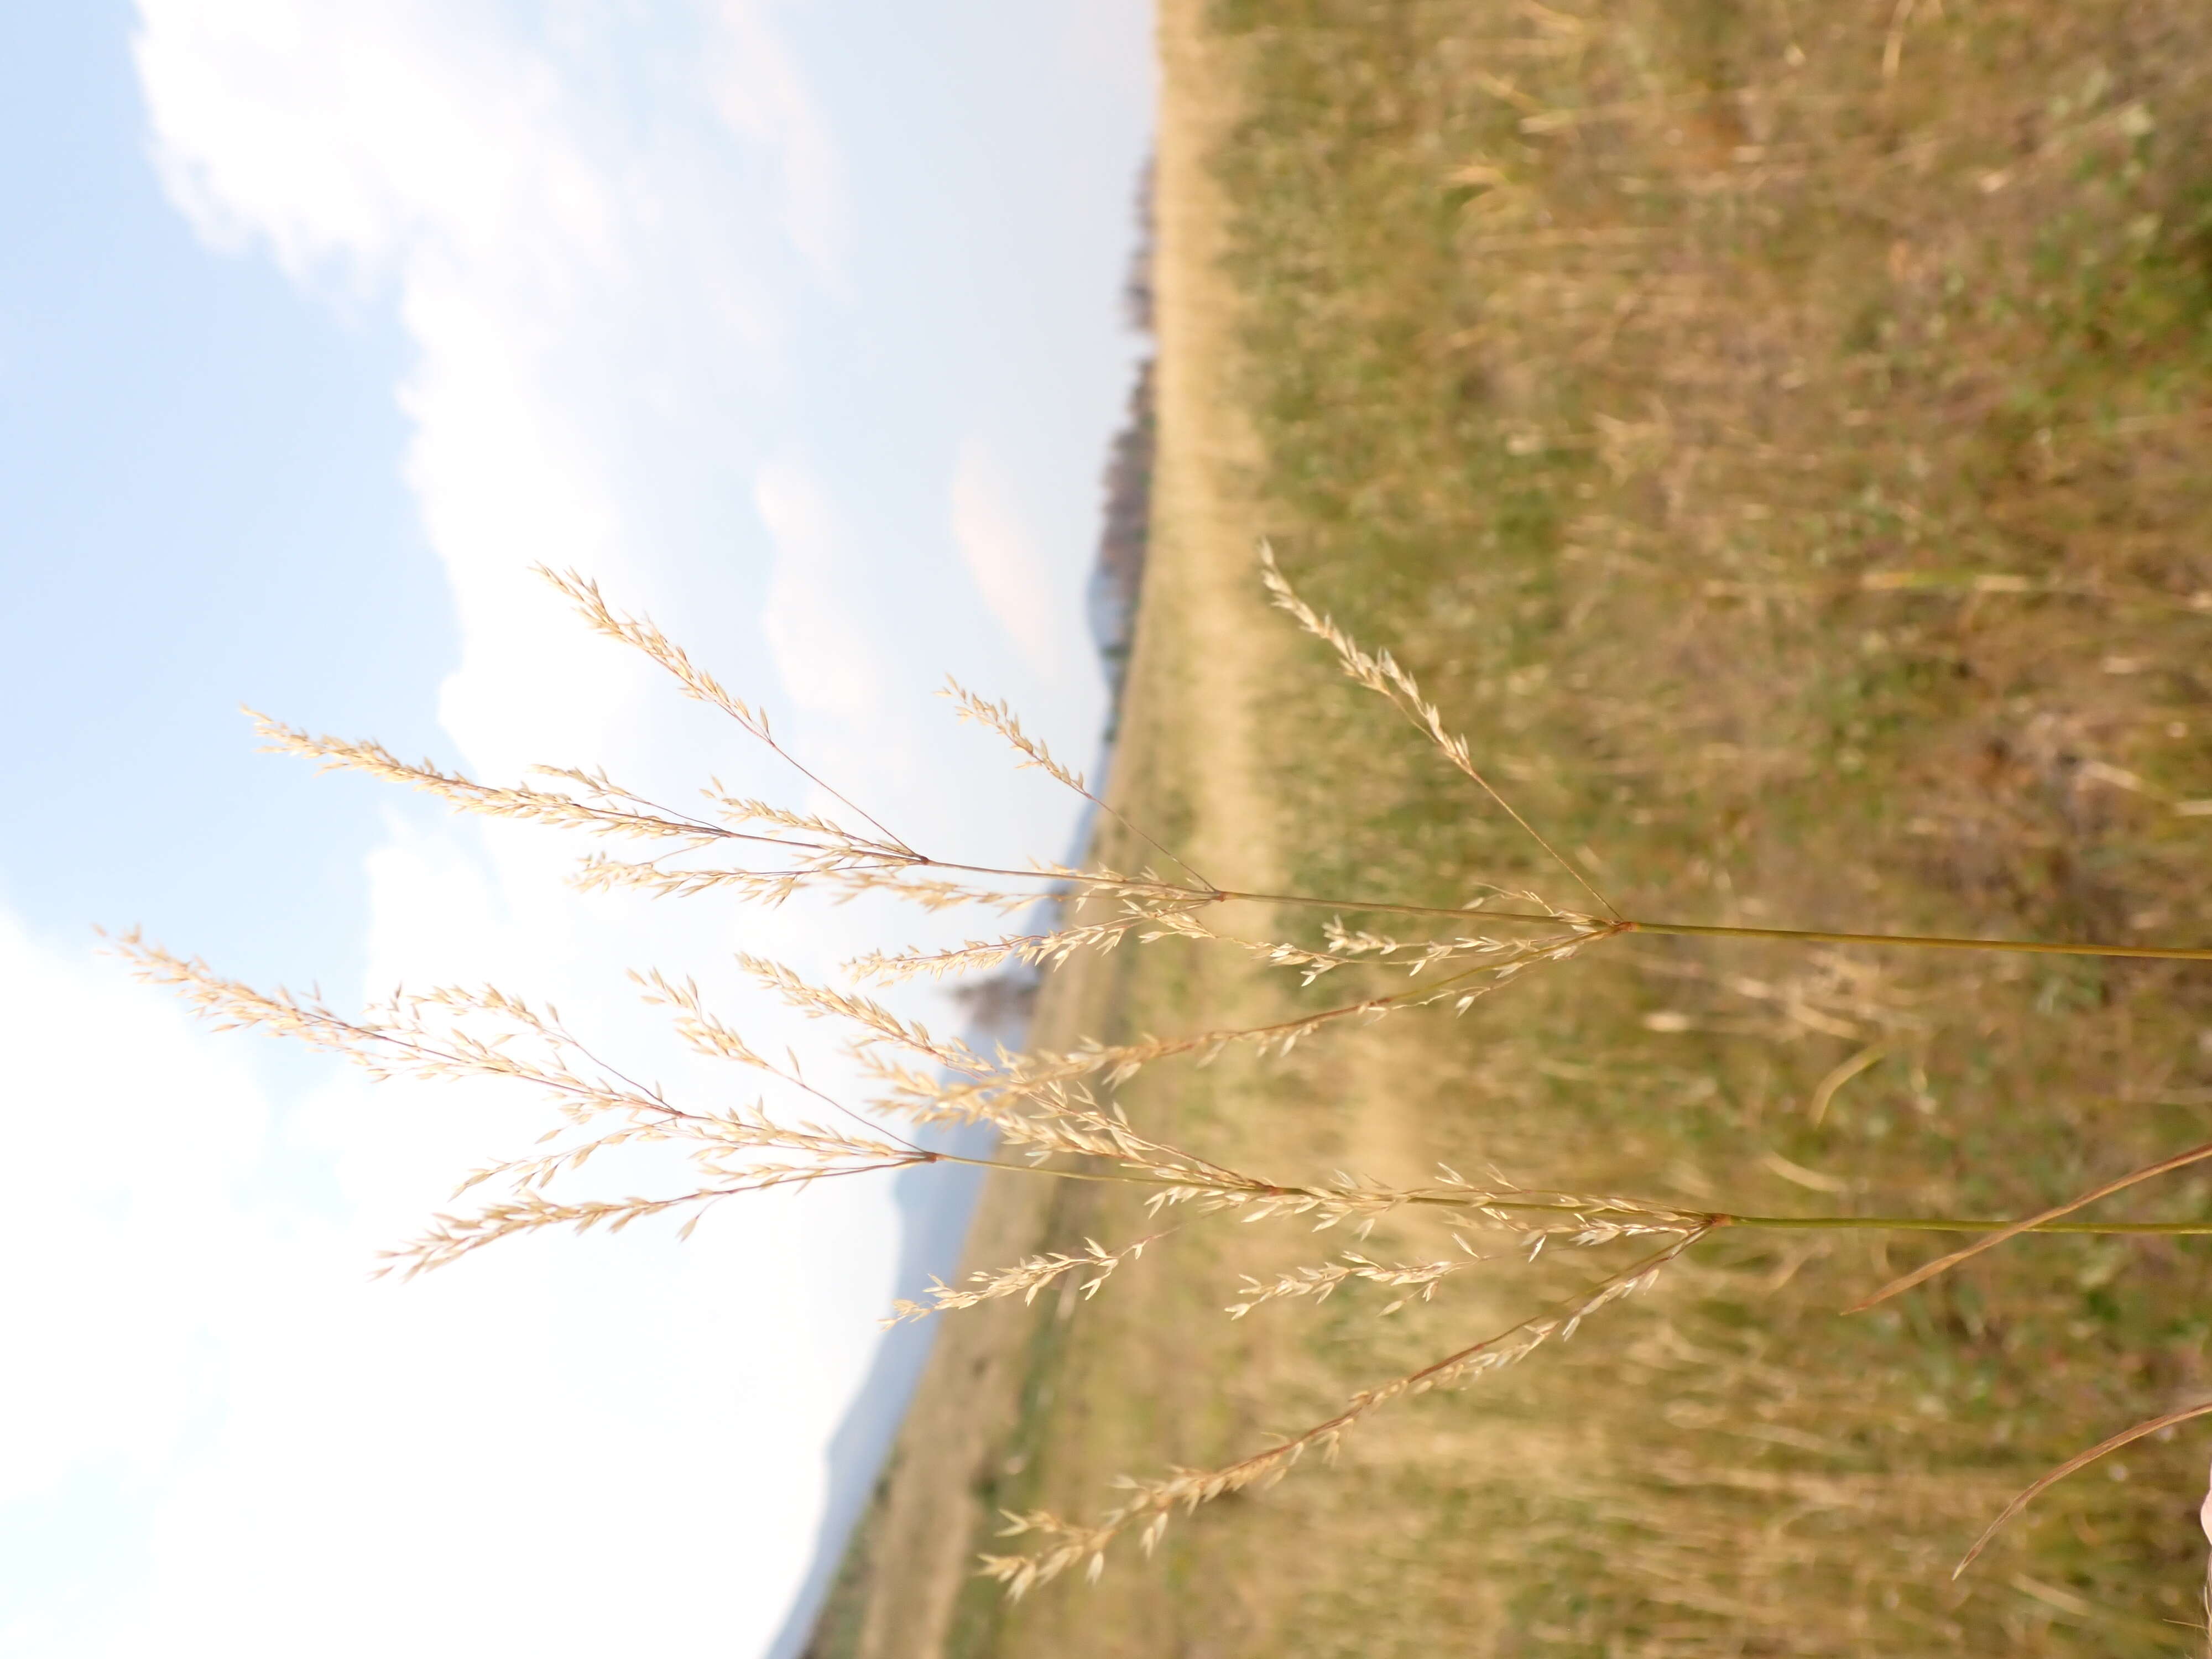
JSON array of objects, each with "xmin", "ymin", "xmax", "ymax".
[
  {"xmin": 1624, "ymin": 919, "xmax": 2212, "ymax": 963},
  {"xmin": 932, "ymin": 1155, "xmax": 2212, "ymax": 1238},
  {"xmin": 1195, "ymin": 890, "xmax": 2212, "ymax": 962}
]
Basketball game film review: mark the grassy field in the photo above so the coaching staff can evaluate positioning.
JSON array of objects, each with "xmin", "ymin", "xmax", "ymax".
[{"xmin": 813, "ymin": 1, "xmax": 2212, "ymax": 1653}]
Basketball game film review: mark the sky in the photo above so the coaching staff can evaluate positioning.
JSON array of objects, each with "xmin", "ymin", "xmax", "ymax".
[{"xmin": 0, "ymin": 3, "xmax": 1154, "ymax": 1653}]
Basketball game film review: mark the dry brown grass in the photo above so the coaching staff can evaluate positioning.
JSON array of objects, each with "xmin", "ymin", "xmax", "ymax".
[{"xmin": 859, "ymin": 2, "xmax": 2212, "ymax": 1653}]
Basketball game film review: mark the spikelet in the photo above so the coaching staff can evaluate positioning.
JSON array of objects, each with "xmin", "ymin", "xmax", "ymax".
[
  {"xmin": 846, "ymin": 902, "xmax": 1198, "ymax": 985},
  {"xmin": 941, "ymin": 677, "xmax": 1094, "ymax": 796},
  {"xmin": 941, "ymin": 676, "xmax": 1217, "ymax": 892},
  {"xmin": 885, "ymin": 1233, "xmax": 1167, "ymax": 1325},
  {"xmin": 1226, "ymin": 1245, "xmax": 1478, "ymax": 1318},
  {"xmin": 254, "ymin": 715, "xmax": 728, "ymax": 848},
  {"xmin": 1258, "ymin": 543, "xmax": 1616, "ymax": 920},
  {"xmin": 539, "ymin": 566, "xmax": 774, "ymax": 739}
]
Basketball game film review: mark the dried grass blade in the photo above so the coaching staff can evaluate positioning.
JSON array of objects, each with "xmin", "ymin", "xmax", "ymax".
[
  {"xmin": 1851, "ymin": 1137, "xmax": 2212, "ymax": 1311},
  {"xmin": 1954, "ymin": 1400, "xmax": 2212, "ymax": 1578},
  {"xmin": 1808, "ymin": 1042, "xmax": 1891, "ymax": 1126}
]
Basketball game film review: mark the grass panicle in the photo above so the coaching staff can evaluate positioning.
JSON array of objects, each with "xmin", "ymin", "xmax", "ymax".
[{"xmin": 130, "ymin": 552, "xmax": 2212, "ymax": 1603}]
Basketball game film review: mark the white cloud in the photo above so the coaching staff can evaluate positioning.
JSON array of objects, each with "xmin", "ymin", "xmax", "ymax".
[
  {"xmin": 951, "ymin": 437, "xmax": 1064, "ymax": 683},
  {"xmin": 0, "ymin": 910, "xmax": 266, "ymax": 1508},
  {"xmin": 706, "ymin": 0, "xmax": 847, "ymax": 281},
  {"xmin": 133, "ymin": 2, "xmax": 614, "ymax": 291},
  {"xmin": 757, "ymin": 458, "xmax": 883, "ymax": 722},
  {"xmin": 131, "ymin": 0, "xmax": 850, "ymax": 776}
]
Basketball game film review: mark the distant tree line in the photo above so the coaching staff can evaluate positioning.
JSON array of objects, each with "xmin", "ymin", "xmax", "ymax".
[
  {"xmin": 950, "ymin": 163, "xmax": 1156, "ymax": 1041},
  {"xmin": 1086, "ymin": 158, "xmax": 1154, "ymax": 731}
]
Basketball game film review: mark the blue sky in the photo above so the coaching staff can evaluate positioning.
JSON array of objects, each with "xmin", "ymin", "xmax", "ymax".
[{"xmin": 0, "ymin": 3, "xmax": 1152, "ymax": 1652}]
